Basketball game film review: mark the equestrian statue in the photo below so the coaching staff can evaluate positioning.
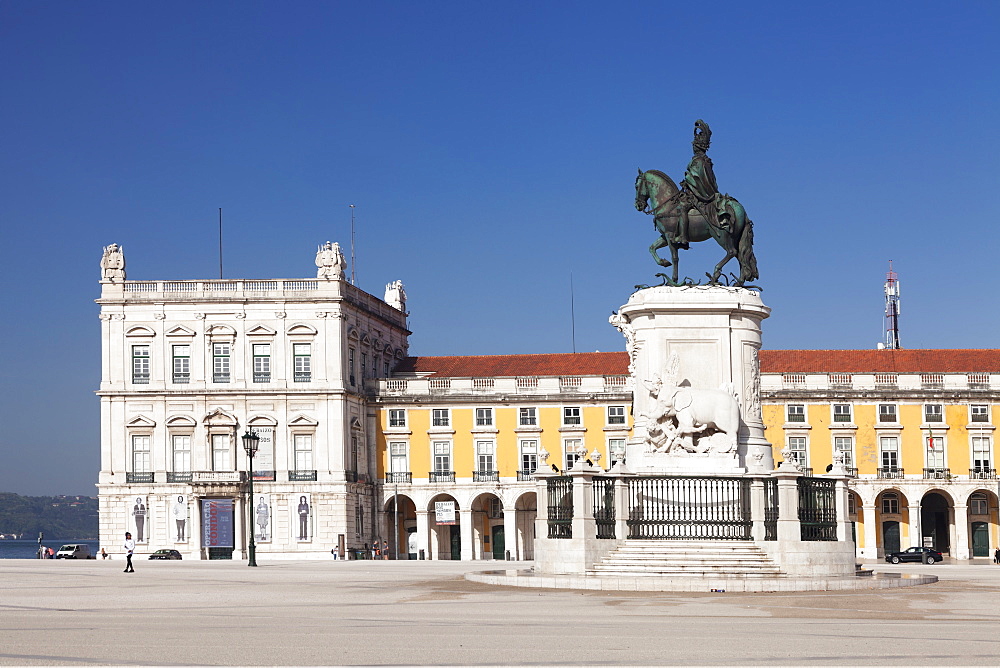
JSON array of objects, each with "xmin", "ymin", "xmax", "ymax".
[{"xmin": 634, "ymin": 120, "xmax": 759, "ymax": 287}]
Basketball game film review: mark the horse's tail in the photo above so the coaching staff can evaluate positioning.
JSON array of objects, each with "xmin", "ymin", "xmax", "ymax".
[{"xmin": 738, "ymin": 219, "xmax": 759, "ymax": 283}]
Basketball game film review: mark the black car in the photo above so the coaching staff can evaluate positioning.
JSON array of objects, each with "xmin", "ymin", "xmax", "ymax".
[
  {"xmin": 148, "ymin": 549, "xmax": 182, "ymax": 560},
  {"xmin": 885, "ymin": 546, "xmax": 942, "ymax": 564}
]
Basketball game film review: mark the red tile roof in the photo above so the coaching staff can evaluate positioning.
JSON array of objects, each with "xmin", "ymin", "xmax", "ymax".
[{"xmin": 394, "ymin": 349, "xmax": 1000, "ymax": 378}]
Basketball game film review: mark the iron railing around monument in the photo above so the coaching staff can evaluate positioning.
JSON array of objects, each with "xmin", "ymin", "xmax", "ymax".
[
  {"xmin": 592, "ymin": 477, "xmax": 616, "ymax": 539},
  {"xmin": 626, "ymin": 476, "xmax": 751, "ymax": 540},
  {"xmin": 763, "ymin": 477, "xmax": 779, "ymax": 541},
  {"xmin": 546, "ymin": 476, "xmax": 573, "ymax": 539},
  {"xmin": 797, "ymin": 477, "xmax": 837, "ymax": 541}
]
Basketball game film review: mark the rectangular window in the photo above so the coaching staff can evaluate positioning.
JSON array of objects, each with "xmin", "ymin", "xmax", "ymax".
[
  {"xmin": 787, "ymin": 404, "xmax": 805, "ymax": 423},
  {"xmin": 348, "ymin": 347, "xmax": 356, "ymax": 385},
  {"xmin": 383, "ymin": 361, "xmax": 390, "ymax": 377},
  {"xmin": 564, "ymin": 438, "xmax": 583, "ymax": 469},
  {"xmin": 878, "ymin": 404, "xmax": 897, "ymax": 423},
  {"xmin": 972, "ymin": 437, "xmax": 992, "ymax": 471},
  {"xmin": 432, "ymin": 441, "xmax": 451, "ymax": 473},
  {"xmin": 786, "ymin": 437, "xmax": 807, "ymax": 467},
  {"xmin": 563, "ymin": 407, "xmax": 582, "ymax": 426},
  {"xmin": 361, "ymin": 353, "xmax": 367, "ymax": 380},
  {"xmin": 293, "ymin": 343, "xmax": 311, "ymax": 382},
  {"xmin": 132, "ymin": 345, "xmax": 150, "ymax": 384},
  {"xmin": 924, "ymin": 404, "xmax": 943, "ymax": 423},
  {"xmin": 388, "ymin": 409, "xmax": 407, "ymax": 428},
  {"xmin": 475, "ymin": 408, "xmax": 494, "ymax": 427},
  {"xmin": 431, "ymin": 409, "xmax": 450, "ymax": 427},
  {"xmin": 882, "ymin": 493, "xmax": 899, "ymax": 515},
  {"xmin": 389, "ymin": 442, "xmax": 408, "ymax": 473},
  {"xmin": 132, "ymin": 435, "xmax": 151, "ymax": 473},
  {"xmin": 971, "ymin": 405, "xmax": 990, "ymax": 423},
  {"xmin": 372, "ymin": 357, "xmax": 378, "ymax": 379},
  {"xmin": 925, "ymin": 435, "xmax": 945, "ymax": 469},
  {"xmin": 971, "ymin": 494, "xmax": 989, "ymax": 515},
  {"xmin": 476, "ymin": 441, "xmax": 495, "ymax": 472},
  {"xmin": 211, "ymin": 433, "xmax": 231, "ymax": 471},
  {"xmin": 252, "ymin": 343, "xmax": 271, "ymax": 383},
  {"xmin": 294, "ymin": 434, "xmax": 313, "ymax": 471},
  {"xmin": 350, "ymin": 436, "xmax": 358, "ymax": 471},
  {"xmin": 832, "ymin": 404, "xmax": 852, "ymax": 423},
  {"xmin": 880, "ymin": 436, "xmax": 899, "ymax": 470},
  {"xmin": 607, "ymin": 405, "xmax": 627, "ymax": 425},
  {"xmin": 518, "ymin": 407, "xmax": 537, "ymax": 427},
  {"xmin": 213, "ymin": 343, "xmax": 230, "ymax": 383},
  {"xmin": 172, "ymin": 345, "xmax": 190, "ymax": 384},
  {"xmin": 608, "ymin": 438, "xmax": 627, "ymax": 467},
  {"xmin": 171, "ymin": 435, "xmax": 191, "ymax": 473},
  {"xmin": 519, "ymin": 440, "xmax": 538, "ymax": 474},
  {"xmin": 834, "ymin": 436, "xmax": 854, "ymax": 468}
]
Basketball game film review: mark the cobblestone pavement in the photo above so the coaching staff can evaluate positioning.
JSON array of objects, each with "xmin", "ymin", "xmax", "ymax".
[{"xmin": 2, "ymin": 558, "xmax": 1000, "ymax": 665}]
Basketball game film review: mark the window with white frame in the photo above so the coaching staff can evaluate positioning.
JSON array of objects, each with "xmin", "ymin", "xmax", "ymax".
[
  {"xmin": 834, "ymin": 436, "xmax": 854, "ymax": 468},
  {"xmin": 348, "ymin": 347, "xmax": 356, "ymax": 385},
  {"xmin": 972, "ymin": 436, "xmax": 992, "ymax": 471},
  {"xmin": 212, "ymin": 343, "xmax": 230, "ymax": 383},
  {"xmin": 389, "ymin": 442, "xmax": 408, "ymax": 473},
  {"xmin": 518, "ymin": 407, "xmax": 537, "ymax": 427},
  {"xmin": 971, "ymin": 405, "xmax": 990, "ymax": 423},
  {"xmin": 432, "ymin": 441, "xmax": 451, "ymax": 473},
  {"xmin": 924, "ymin": 404, "xmax": 943, "ymax": 423},
  {"xmin": 132, "ymin": 345, "xmax": 150, "ymax": 384},
  {"xmin": 211, "ymin": 433, "xmax": 231, "ymax": 471},
  {"xmin": 878, "ymin": 404, "xmax": 897, "ymax": 423},
  {"xmin": 476, "ymin": 441, "xmax": 495, "ymax": 472},
  {"xmin": 971, "ymin": 493, "xmax": 989, "ymax": 515},
  {"xmin": 132, "ymin": 435, "xmax": 151, "ymax": 473},
  {"xmin": 608, "ymin": 438, "xmax": 626, "ymax": 467},
  {"xmin": 881, "ymin": 492, "xmax": 899, "ymax": 515},
  {"xmin": 880, "ymin": 436, "xmax": 899, "ymax": 470},
  {"xmin": 293, "ymin": 343, "xmax": 311, "ymax": 382},
  {"xmin": 249, "ymin": 343, "xmax": 269, "ymax": 383},
  {"xmin": 607, "ymin": 405, "xmax": 626, "ymax": 425},
  {"xmin": 564, "ymin": 438, "xmax": 583, "ymax": 469},
  {"xmin": 563, "ymin": 406, "xmax": 582, "ymax": 426},
  {"xmin": 349, "ymin": 436, "xmax": 358, "ymax": 472},
  {"xmin": 431, "ymin": 409, "xmax": 450, "ymax": 427},
  {"xmin": 294, "ymin": 434, "xmax": 313, "ymax": 471},
  {"xmin": 833, "ymin": 404, "xmax": 852, "ymax": 423},
  {"xmin": 388, "ymin": 409, "xmax": 407, "ymax": 428},
  {"xmin": 787, "ymin": 404, "xmax": 805, "ymax": 423},
  {"xmin": 475, "ymin": 408, "xmax": 494, "ymax": 427},
  {"xmin": 519, "ymin": 440, "xmax": 537, "ymax": 474},
  {"xmin": 848, "ymin": 493, "xmax": 858, "ymax": 516},
  {"xmin": 171, "ymin": 435, "xmax": 191, "ymax": 473},
  {"xmin": 172, "ymin": 345, "xmax": 190, "ymax": 384},
  {"xmin": 786, "ymin": 437, "xmax": 807, "ymax": 467},
  {"xmin": 925, "ymin": 435, "xmax": 945, "ymax": 469}
]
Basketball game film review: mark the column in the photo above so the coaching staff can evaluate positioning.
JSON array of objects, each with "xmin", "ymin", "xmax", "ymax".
[
  {"xmin": 954, "ymin": 504, "xmax": 969, "ymax": 560},
  {"xmin": 774, "ymin": 470, "xmax": 802, "ymax": 542},
  {"xmin": 834, "ymin": 478, "xmax": 850, "ymax": 542},
  {"xmin": 235, "ymin": 495, "xmax": 246, "ymax": 560},
  {"xmin": 415, "ymin": 509, "xmax": 429, "ymax": 560},
  {"xmin": 908, "ymin": 500, "xmax": 921, "ymax": 549},
  {"xmin": 503, "ymin": 503, "xmax": 517, "ymax": 560},
  {"xmin": 749, "ymin": 477, "xmax": 766, "ymax": 541},
  {"xmin": 459, "ymin": 508, "xmax": 474, "ymax": 561},
  {"xmin": 613, "ymin": 473, "xmax": 633, "ymax": 541},
  {"xmin": 861, "ymin": 504, "xmax": 877, "ymax": 559}
]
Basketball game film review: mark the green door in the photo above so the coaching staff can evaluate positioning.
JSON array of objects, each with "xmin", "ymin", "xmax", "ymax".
[
  {"xmin": 449, "ymin": 525, "xmax": 461, "ymax": 560},
  {"xmin": 972, "ymin": 521, "xmax": 989, "ymax": 557},
  {"xmin": 882, "ymin": 521, "xmax": 900, "ymax": 554},
  {"xmin": 491, "ymin": 525, "xmax": 505, "ymax": 560}
]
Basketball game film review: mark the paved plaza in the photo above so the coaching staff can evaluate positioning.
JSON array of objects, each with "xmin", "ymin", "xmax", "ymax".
[{"xmin": 2, "ymin": 558, "xmax": 1000, "ymax": 666}]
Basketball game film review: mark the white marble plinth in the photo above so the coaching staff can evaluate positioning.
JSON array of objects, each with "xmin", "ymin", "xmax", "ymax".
[{"xmin": 625, "ymin": 443, "xmax": 745, "ymax": 475}]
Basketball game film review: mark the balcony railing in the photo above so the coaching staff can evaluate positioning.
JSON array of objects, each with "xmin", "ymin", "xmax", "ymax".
[
  {"xmin": 293, "ymin": 373, "xmax": 311, "ymax": 383},
  {"xmin": 385, "ymin": 472, "xmax": 412, "ymax": 484},
  {"xmin": 429, "ymin": 471, "xmax": 456, "ymax": 483},
  {"xmin": 877, "ymin": 467, "xmax": 905, "ymax": 479},
  {"xmin": 126, "ymin": 472, "xmax": 154, "ymax": 484},
  {"xmin": 345, "ymin": 470, "xmax": 358, "ymax": 483},
  {"xmin": 253, "ymin": 373, "xmax": 270, "ymax": 383},
  {"xmin": 970, "ymin": 468, "xmax": 997, "ymax": 480},
  {"xmin": 923, "ymin": 468, "xmax": 951, "ymax": 480},
  {"xmin": 252, "ymin": 470, "xmax": 275, "ymax": 481},
  {"xmin": 517, "ymin": 470, "xmax": 536, "ymax": 482},
  {"xmin": 846, "ymin": 467, "xmax": 858, "ymax": 477},
  {"xmin": 213, "ymin": 374, "xmax": 230, "ymax": 384},
  {"xmin": 166, "ymin": 472, "xmax": 192, "ymax": 483},
  {"xmin": 132, "ymin": 374, "xmax": 150, "ymax": 385},
  {"xmin": 192, "ymin": 471, "xmax": 243, "ymax": 483},
  {"xmin": 473, "ymin": 470, "xmax": 499, "ymax": 482},
  {"xmin": 172, "ymin": 373, "xmax": 190, "ymax": 384},
  {"xmin": 289, "ymin": 470, "xmax": 317, "ymax": 481},
  {"xmin": 787, "ymin": 413, "xmax": 806, "ymax": 423}
]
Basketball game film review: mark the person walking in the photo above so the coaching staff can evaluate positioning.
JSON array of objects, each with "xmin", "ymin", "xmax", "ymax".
[
  {"xmin": 123, "ymin": 532, "xmax": 135, "ymax": 573},
  {"xmin": 994, "ymin": 547, "xmax": 999, "ymax": 565}
]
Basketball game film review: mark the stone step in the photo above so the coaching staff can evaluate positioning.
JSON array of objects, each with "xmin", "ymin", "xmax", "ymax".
[{"xmin": 590, "ymin": 539, "xmax": 783, "ymax": 577}]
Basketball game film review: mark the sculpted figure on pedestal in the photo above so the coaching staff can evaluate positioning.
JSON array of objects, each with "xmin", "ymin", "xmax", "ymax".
[
  {"xmin": 315, "ymin": 241, "xmax": 346, "ymax": 280},
  {"xmin": 101, "ymin": 243, "xmax": 126, "ymax": 281},
  {"xmin": 384, "ymin": 280, "xmax": 407, "ymax": 312}
]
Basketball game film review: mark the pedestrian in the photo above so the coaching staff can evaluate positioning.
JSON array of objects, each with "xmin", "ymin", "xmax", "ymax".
[
  {"xmin": 382, "ymin": 540, "xmax": 389, "ymax": 560},
  {"xmin": 101, "ymin": 547, "xmax": 108, "ymax": 560},
  {"xmin": 123, "ymin": 532, "xmax": 135, "ymax": 573},
  {"xmin": 331, "ymin": 548, "xmax": 339, "ymax": 560},
  {"xmin": 994, "ymin": 547, "xmax": 999, "ymax": 565}
]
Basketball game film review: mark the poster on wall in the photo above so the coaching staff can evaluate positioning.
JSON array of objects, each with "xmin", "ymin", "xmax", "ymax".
[
  {"xmin": 171, "ymin": 494, "xmax": 189, "ymax": 543},
  {"xmin": 435, "ymin": 501, "xmax": 456, "ymax": 525},
  {"xmin": 130, "ymin": 495, "xmax": 149, "ymax": 543},
  {"xmin": 292, "ymin": 493, "xmax": 312, "ymax": 542},
  {"xmin": 201, "ymin": 499, "xmax": 235, "ymax": 548},
  {"xmin": 253, "ymin": 427, "xmax": 275, "ymax": 479},
  {"xmin": 253, "ymin": 493, "xmax": 272, "ymax": 542}
]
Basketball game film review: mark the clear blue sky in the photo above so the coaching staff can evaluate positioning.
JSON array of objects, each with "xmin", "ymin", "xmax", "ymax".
[{"xmin": 1, "ymin": 1, "xmax": 997, "ymax": 495}]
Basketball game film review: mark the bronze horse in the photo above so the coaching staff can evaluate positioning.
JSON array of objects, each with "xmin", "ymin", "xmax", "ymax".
[{"xmin": 634, "ymin": 169, "xmax": 758, "ymax": 286}]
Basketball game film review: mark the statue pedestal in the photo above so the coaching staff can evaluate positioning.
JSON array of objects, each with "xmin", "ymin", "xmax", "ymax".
[{"xmin": 612, "ymin": 285, "xmax": 773, "ymax": 473}]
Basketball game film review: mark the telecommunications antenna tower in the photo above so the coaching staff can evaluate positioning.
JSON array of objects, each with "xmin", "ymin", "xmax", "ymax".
[{"xmin": 883, "ymin": 261, "xmax": 901, "ymax": 349}]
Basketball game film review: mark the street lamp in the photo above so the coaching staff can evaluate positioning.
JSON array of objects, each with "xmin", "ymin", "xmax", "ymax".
[{"xmin": 242, "ymin": 429, "xmax": 260, "ymax": 567}]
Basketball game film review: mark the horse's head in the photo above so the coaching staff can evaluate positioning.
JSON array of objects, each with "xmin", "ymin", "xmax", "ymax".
[{"xmin": 635, "ymin": 169, "xmax": 649, "ymax": 212}]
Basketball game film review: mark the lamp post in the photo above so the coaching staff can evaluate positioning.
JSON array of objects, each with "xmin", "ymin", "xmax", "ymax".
[{"xmin": 242, "ymin": 429, "xmax": 260, "ymax": 567}]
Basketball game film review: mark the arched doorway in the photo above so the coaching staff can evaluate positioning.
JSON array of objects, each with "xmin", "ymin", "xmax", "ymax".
[
  {"xmin": 383, "ymin": 495, "xmax": 416, "ymax": 559},
  {"xmin": 876, "ymin": 489, "xmax": 906, "ymax": 555},
  {"xmin": 968, "ymin": 490, "xmax": 997, "ymax": 558},
  {"xmin": 427, "ymin": 494, "xmax": 461, "ymax": 560},
  {"xmin": 470, "ymin": 493, "xmax": 504, "ymax": 560},
  {"xmin": 515, "ymin": 492, "xmax": 537, "ymax": 560},
  {"xmin": 921, "ymin": 491, "xmax": 953, "ymax": 554}
]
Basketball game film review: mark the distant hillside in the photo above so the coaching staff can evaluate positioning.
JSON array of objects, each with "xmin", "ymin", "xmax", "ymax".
[{"xmin": 0, "ymin": 493, "xmax": 99, "ymax": 539}]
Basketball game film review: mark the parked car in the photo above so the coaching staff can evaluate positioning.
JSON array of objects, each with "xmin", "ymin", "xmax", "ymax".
[
  {"xmin": 148, "ymin": 549, "xmax": 182, "ymax": 560},
  {"xmin": 885, "ymin": 546, "xmax": 943, "ymax": 564},
  {"xmin": 55, "ymin": 544, "xmax": 95, "ymax": 559}
]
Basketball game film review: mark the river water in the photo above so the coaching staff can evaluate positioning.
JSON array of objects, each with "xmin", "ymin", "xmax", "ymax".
[{"xmin": 0, "ymin": 539, "xmax": 100, "ymax": 559}]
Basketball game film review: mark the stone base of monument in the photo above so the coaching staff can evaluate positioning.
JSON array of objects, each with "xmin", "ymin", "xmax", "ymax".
[{"xmin": 625, "ymin": 444, "xmax": 745, "ymax": 475}]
